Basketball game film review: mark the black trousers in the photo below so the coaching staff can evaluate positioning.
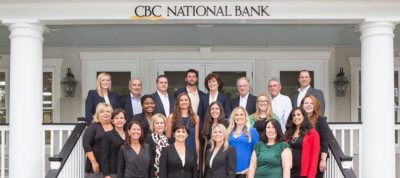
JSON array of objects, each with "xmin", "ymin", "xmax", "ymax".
[{"xmin": 236, "ymin": 174, "xmax": 246, "ymax": 178}]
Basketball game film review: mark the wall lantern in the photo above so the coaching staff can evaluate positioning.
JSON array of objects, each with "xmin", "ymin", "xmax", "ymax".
[
  {"xmin": 334, "ymin": 67, "xmax": 350, "ymax": 97},
  {"xmin": 61, "ymin": 68, "xmax": 77, "ymax": 97}
]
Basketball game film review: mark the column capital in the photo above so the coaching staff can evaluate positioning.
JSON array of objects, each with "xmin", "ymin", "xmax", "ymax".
[
  {"xmin": 359, "ymin": 21, "xmax": 396, "ymax": 40},
  {"xmin": 2, "ymin": 20, "xmax": 48, "ymax": 42}
]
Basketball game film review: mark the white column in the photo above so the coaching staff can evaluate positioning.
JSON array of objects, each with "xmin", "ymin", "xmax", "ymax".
[
  {"xmin": 7, "ymin": 22, "xmax": 45, "ymax": 178},
  {"xmin": 360, "ymin": 21, "xmax": 396, "ymax": 178}
]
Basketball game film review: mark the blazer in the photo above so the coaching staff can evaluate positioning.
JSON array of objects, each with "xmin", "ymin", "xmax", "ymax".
[
  {"xmin": 300, "ymin": 129, "xmax": 320, "ymax": 178},
  {"xmin": 204, "ymin": 146, "xmax": 236, "ymax": 178},
  {"xmin": 120, "ymin": 94, "xmax": 135, "ymax": 122},
  {"xmin": 151, "ymin": 92, "xmax": 175, "ymax": 117},
  {"xmin": 159, "ymin": 144, "xmax": 198, "ymax": 178},
  {"xmin": 101, "ymin": 129, "xmax": 125, "ymax": 176},
  {"xmin": 133, "ymin": 113, "xmax": 152, "ymax": 139},
  {"xmin": 85, "ymin": 90, "xmax": 120, "ymax": 125},
  {"xmin": 291, "ymin": 87, "xmax": 325, "ymax": 116},
  {"xmin": 315, "ymin": 116, "xmax": 332, "ymax": 154},
  {"xmin": 198, "ymin": 92, "xmax": 232, "ymax": 127},
  {"xmin": 230, "ymin": 93, "xmax": 257, "ymax": 115}
]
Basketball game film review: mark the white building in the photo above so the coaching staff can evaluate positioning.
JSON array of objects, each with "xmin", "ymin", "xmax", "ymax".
[{"xmin": 0, "ymin": 0, "xmax": 399, "ymax": 178}]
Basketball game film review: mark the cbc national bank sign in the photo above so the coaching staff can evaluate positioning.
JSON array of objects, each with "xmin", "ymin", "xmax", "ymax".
[{"xmin": 130, "ymin": 2, "xmax": 270, "ymax": 20}]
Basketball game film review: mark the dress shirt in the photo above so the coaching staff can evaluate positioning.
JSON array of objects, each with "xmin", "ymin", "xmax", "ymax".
[
  {"xmin": 187, "ymin": 87, "xmax": 200, "ymax": 114},
  {"xmin": 271, "ymin": 93, "xmax": 292, "ymax": 132},
  {"xmin": 130, "ymin": 93, "xmax": 142, "ymax": 115},
  {"xmin": 157, "ymin": 90, "xmax": 171, "ymax": 117},
  {"xmin": 296, "ymin": 85, "xmax": 310, "ymax": 107},
  {"xmin": 239, "ymin": 93, "xmax": 249, "ymax": 109}
]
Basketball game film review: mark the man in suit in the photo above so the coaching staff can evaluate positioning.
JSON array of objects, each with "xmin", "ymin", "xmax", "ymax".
[
  {"xmin": 152, "ymin": 75, "xmax": 175, "ymax": 117},
  {"xmin": 120, "ymin": 77, "xmax": 142, "ymax": 122},
  {"xmin": 291, "ymin": 70, "xmax": 325, "ymax": 115},
  {"xmin": 268, "ymin": 78, "xmax": 292, "ymax": 132},
  {"xmin": 174, "ymin": 69, "xmax": 205, "ymax": 114},
  {"xmin": 230, "ymin": 77, "xmax": 257, "ymax": 115}
]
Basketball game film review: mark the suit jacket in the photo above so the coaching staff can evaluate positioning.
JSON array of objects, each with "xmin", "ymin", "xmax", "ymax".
[
  {"xmin": 151, "ymin": 92, "xmax": 175, "ymax": 117},
  {"xmin": 120, "ymin": 94, "xmax": 135, "ymax": 122},
  {"xmin": 159, "ymin": 144, "xmax": 198, "ymax": 178},
  {"xmin": 85, "ymin": 90, "xmax": 120, "ymax": 125},
  {"xmin": 198, "ymin": 92, "xmax": 232, "ymax": 128},
  {"xmin": 291, "ymin": 87, "xmax": 325, "ymax": 116},
  {"xmin": 204, "ymin": 146, "xmax": 236, "ymax": 178},
  {"xmin": 133, "ymin": 113, "xmax": 152, "ymax": 138},
  {"xmin": 101, "ymin": 129, "xmax": 125, "ymax": 176},
  {"xmin": 230, "ymin": 93, "xmax": 257, "ymax": 115}
]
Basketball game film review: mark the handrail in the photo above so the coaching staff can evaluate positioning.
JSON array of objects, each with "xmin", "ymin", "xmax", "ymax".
[{"xmin": 45, "ymin": 118, "xmax": 86, "ymax": 178}]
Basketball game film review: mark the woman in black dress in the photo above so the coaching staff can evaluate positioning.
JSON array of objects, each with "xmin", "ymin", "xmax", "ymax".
[
  {"xmin": 117, "ymin": 121, "xmax": 154, "ymax": 178},
  {"xmin": 83, "ymin": 103, "xmax": 114, "ymax": 178},
  {"xmin": 285, "ymin": 107, "xmax": 320, "ymax": 178},
  {"xmin": 159, "ymin": 123, "xmax": 198, "ymax": 178},
  {"xmin": 145, "ymin": 113, "xmax": 170, "ymax": 178},
  {"xmin": 301, "ymin": 95, "xmax": 332, "ymax": 178},
  {"xmin": 101, "ymin": 108, "xmax": 127, "ymax": 178}
]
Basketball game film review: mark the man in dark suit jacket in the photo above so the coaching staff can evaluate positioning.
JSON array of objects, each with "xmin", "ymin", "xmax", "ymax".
[
  {"xmin": 174, "ymin": 69, "xmax": 205, "ymax": 115},
  {"xmin": 230, "ymin": 77, "xmax": 257, "ymax": 115},
  {"xmin": 120, "ymin": 77, "xmax": 142, "ymax": 123},
  {"xmin": 291, "ymin": 70, "xmax": 325, "ymax": 115},
  {"xmin": 151, "ymin": 75, "xmax": 175, "ymax": 117}
]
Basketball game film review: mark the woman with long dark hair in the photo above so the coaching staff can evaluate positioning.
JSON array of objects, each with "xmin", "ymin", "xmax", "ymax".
[
  {"xmin": 117, "ymin": 121, "xmax": 153, "ymax": 178},
  {"xmin": 166, "ymin": 93, "xmax": 200, "ymax": 158},
  {"xmin": 285, "ymin": 107, "xmax": 320, "ymax": 178},
  {"xmin": 248, "ymin": 119, "xmax": 292, "ymax": 178}
]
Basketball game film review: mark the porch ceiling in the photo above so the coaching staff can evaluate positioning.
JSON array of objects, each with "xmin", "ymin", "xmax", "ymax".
[{"xmin": 0, "ymin": 24, "xmax": 399, "ymax": 48}]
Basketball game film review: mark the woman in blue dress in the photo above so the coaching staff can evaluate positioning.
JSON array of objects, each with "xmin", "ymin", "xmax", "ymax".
[
  {"xmin": 227, "ymin": 106, "xmax": 259, "ymax": 178},
  {"xmin": 166, "ymin": 93, "xmax": 200, "ymax": 161}
]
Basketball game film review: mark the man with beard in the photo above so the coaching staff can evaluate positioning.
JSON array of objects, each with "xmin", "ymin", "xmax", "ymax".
[{"xmin": 174, "ymin": 69, "xmax": 205, "ymax": 114}]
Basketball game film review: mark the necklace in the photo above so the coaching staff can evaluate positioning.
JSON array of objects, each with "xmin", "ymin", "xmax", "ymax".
[{"xmin": 291, "ymin": 136, "xmax": 299, "ymax": 144}]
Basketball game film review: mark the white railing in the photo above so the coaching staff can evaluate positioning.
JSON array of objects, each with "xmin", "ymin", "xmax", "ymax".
[
  {"xmin": 329, "ymin": 123, "xmax": 400, "ymax": 178},
  {"xmin": 56, "ymin": 134, "xmax": 85, "ymax": 178},
  {"xmin": 0, "ymin": 124, "xmax": 76, "ymax": 178},
  {"xmin": 325, "ymin": 149, "xmax": 345, "ymax": 178}
]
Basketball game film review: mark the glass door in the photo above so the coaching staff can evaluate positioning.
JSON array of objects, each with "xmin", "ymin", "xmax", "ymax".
[{"xmin": 157, "ymin": 61, "xmax": 254, "ymax": 99}]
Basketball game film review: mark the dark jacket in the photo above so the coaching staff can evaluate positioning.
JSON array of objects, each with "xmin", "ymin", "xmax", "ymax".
[
  {"xmin": 230, "ymin": 93, "xmax": 257, "ymax": 115},
  {"xmin": 198, "ymin": 93, "xmax": 232, "ymax": 128},
  {"xmin": 85, "ymin": 90, "xmax": 120, "ymax": 124},
  {"xmin": 291, "ymin": 87, "xmax": 325, "ymax": 116},
  {"xmin": 159, "ymin": 144, "xmax": 198, "ymax": 178},
  {"xmin": 204, "ymin": 146, "xmax": 236, "ymax": 178},
  {"xmin": 151, "ymin": 92, "xmax": 175, "ymax": 117}
]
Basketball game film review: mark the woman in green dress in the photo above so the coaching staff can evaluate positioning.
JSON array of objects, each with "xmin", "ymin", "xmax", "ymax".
[{"xmin": 248, "ymin": 119, "xmax": 292, "ymax": 178}]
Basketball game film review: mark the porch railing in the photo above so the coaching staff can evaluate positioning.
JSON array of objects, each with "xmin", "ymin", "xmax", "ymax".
[{"xmin": 0, "ymin": 122, "xmax": 78, "ymax": 178}]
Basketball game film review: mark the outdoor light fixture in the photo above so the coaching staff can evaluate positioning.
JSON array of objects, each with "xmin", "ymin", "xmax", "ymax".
[
  {"xmin": 61, "ymin": 68, "xmax": 77, "ymax": 97},
  {"xmin": 334, "ymin": 67, "xmax": 350, "ymax": 97}
]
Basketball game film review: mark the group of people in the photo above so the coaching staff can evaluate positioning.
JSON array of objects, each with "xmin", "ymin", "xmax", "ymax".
[{"xmin": 83, "ymin": 69, "xmax": 332, "ymax": 178}]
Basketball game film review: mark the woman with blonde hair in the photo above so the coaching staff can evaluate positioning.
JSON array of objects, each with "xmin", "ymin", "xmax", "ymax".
[
  {"xmin": 85, "ymin": 72, "xmax": 120, "ymax": 124},
  {"xmin": 227, "ymin": 106, "xmax": 259, "ymax": 178},
  {"xmin": 249, "ymin": 94, "xmax": 279, "ymax": 137},
  {"xmin": 83, "ymin": 103, "xmax": 114, "ymax": 178},
  {"xmin": 204, "ymin": 124, "xmax": 236, "ymax": 178},
  {"xmin": 145, "ymin": 113, "xmax": 170, "ymax": 178}
]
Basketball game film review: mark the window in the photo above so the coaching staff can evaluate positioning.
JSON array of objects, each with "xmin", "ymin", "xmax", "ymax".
[{"xmin": 0, "ymin": 56, "xmax": 62, "ymax": 123}]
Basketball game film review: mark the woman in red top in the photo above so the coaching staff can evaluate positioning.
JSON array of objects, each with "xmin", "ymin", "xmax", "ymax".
[{"xmin": 285, "ymin": 107, "xmax": 320, "ymax": 178}]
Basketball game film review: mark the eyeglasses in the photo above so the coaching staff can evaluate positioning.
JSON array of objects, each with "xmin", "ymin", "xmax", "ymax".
[{"xmin": 258, "ymin": 100, "xmax": 269, "ymax": 103}]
